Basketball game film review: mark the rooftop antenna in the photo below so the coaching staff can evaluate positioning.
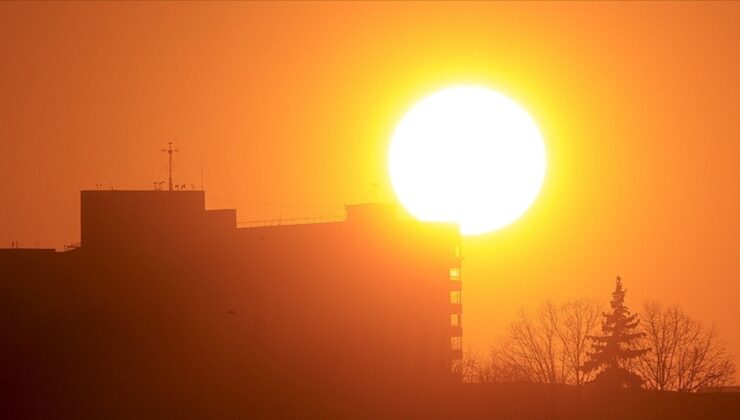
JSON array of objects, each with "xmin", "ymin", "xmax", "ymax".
[
  {"xmin": 161, "ymin": 142, "xmax": 179, "ymax": 192},
  {"xmin": 200, "ymin": 155, "xmax": 205, "ymax": 191}
]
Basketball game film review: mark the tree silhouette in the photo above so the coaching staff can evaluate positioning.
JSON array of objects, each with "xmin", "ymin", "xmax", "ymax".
[
  {"xmin": 466, "ymin": 299, "xmax": 602, "ymax": 385},
  {"xmin": 633, "ymin": 302, "xmax": 736, "ymax": 391},
  {"xmin": 582, "ymin": 276, "xmax": 649, "ymax": 388}
]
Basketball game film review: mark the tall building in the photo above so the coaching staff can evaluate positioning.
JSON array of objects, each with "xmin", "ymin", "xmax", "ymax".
[{"xmin": 1, "ymin": 190, "xmax": 462, "ymax": 417}]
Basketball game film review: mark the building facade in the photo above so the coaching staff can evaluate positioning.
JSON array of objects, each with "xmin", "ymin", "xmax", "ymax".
[{"xmin": 1, "ymin": 190, "xmax": 462, "ymax": 417}]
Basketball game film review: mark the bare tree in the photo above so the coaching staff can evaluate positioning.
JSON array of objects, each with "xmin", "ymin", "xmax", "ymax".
[
  {"xmin": 461, "ymin": 348, "xmax": 496, "ymax": 384},
  {"xmin": 495, "ymin": 299, "xmax": 603, "ymax": 385},
  {"xmin": 634, "ymin": 302, "xmax": 736, "ymax": 391},
  {"xmin": 462, "ymin": 345, "xmax": 532, "ymax": 384},
  {"xmin": 554, "ymin": 299, "xmax": 603, "ymax": 385},
  {"xmin": 502, "ymin": 304, "xmax": 563, "ymax": 384},
  {"xmin": 472, "ymin": 298, "xmax": 735, "ymax": 389},
  {"xmin": 458, "ymin": 348, "xmax": 484, "ymax": 383}
]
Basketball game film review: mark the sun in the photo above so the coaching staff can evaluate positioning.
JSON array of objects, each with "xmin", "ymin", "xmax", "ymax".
[{"xmin": 389, "ymin": 86, "xmax": 546, "ymax": 235}]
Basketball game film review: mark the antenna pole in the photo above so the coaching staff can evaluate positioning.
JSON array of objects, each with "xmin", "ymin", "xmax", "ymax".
[{"xmin": 161, "ymin": 142, "xmax": 179, "ymax": 192}]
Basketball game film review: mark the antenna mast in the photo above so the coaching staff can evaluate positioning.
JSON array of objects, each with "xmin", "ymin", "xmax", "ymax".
[{"xmin": 161, "ymin": 142, "xmax": 179, "ymax": 191}]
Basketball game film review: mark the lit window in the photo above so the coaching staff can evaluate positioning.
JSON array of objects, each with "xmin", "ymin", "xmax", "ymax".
[
  {"xmin": 451, "ymin": 337, "xmax": 462, "ymax": 351},
  {"xmin": 450, "ymin": 291, "xmax": 461, "ymax": 304},
  {"xmin": 449, "ymin": 267, "xmax": 460, "ymax": 280}
]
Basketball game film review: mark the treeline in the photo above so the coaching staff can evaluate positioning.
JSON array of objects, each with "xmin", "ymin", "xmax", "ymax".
[{"xmin": 460, "ymin": 277, "xmax": 736, "ymax": 391}]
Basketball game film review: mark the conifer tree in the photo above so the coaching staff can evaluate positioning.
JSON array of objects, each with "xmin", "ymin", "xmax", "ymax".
[{"xmin": 582, "ymin": 276, "xmax": 649, "ymax": 388}]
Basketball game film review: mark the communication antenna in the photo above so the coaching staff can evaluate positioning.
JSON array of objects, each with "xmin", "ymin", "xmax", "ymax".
[{"xmin": 161, "ymin": 142, "xmax": 179, "ymax": 192}]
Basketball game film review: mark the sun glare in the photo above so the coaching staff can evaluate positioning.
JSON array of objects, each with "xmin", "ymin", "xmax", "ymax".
[{"xmin": 389, "ymin": 86, "xmax": 546, "ymax": 235}]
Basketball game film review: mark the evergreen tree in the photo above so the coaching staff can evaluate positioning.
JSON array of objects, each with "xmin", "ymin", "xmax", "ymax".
[{"xmin": 582, "ymin": 276, "xmax": 649, "ymax": 388}]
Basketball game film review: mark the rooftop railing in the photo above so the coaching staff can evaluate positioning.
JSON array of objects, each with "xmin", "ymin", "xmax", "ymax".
[{"xmin": 236, "ymin": 214, "xmax": 346, "ymax": 228}]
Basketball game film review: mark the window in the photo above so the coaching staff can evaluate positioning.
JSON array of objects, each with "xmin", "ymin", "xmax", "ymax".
[
  {"xmin": 449, "ymin": 267, "xmax": 460, "ymax": 281},
  {"xmin": 451, "ymin": 337, "xmax": 463, "ymax": 351},
  {"xmin": 450, "ymin": 290, "xmax": 461, "ymax": 304}
]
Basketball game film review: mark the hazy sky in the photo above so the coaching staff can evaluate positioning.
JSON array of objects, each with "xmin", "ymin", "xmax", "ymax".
[{"xmin": 2, "ymin": 2, "xmax": 739, "ymax": 358}]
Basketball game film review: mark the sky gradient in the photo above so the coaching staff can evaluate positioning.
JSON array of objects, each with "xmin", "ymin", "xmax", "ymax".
[{"xmin": 2, "ymin": 2, "xmax": 739, "ymax": 359}]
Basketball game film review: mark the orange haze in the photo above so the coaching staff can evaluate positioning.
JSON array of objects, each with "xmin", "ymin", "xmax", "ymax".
[{"xmin": 2, "ymin": 2, "xmax": 740, "ymax": 360}]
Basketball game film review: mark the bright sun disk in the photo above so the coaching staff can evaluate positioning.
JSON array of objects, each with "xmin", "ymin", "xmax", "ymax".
[{"xmin": 389, "ymin": 86, "xmax": 546, "ymax": 235}]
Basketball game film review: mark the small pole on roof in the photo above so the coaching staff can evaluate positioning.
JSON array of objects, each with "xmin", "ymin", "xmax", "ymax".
[{"xmin": 161, "ymin": 142, "xmax": 179, "ymax": 192}]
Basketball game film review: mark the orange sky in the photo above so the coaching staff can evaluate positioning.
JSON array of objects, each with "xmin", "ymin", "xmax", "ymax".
[{"xmin": 2, "ymin": 2, "xmax": 739, "ymax": 359}]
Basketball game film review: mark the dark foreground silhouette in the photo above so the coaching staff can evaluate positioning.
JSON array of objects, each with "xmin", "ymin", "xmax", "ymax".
[
  {"xmin": 2, "ymin": 191, "xmax": 738, "ymax": 418},
  {"xmin": 1, "ymin": 190, "xmax": 462, "ymax": 418},
  {"xmin": 440, "ymin": 383, "xmax": 740, "ymax": 420}
]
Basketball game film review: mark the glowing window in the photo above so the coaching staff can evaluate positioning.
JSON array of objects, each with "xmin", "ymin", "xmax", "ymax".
[
  {"xmin": 450, "ymin": 291, "xmax": 461, "ymax": 304},
  {"xmin": 451, "ymin": 337, "xmax": 462, "ymax": 351}
]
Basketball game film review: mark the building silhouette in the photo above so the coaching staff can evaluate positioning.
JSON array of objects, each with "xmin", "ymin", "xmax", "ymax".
[{"xmin": 1, "ymin": 190, "xmax": 462, "ymax": 417}]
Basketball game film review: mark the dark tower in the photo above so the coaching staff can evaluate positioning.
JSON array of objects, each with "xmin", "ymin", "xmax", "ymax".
[{"xmin": 161, "ymin": 142, "xmax": 179, "ymax": 191}]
